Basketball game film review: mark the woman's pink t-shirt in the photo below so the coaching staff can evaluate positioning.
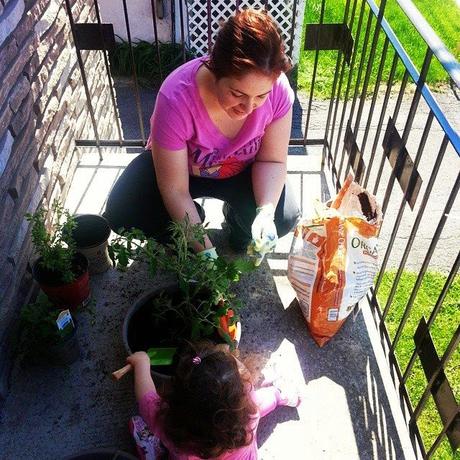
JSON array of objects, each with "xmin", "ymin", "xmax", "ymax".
[{"xmin": 147, "ymin": 58, "xmax": 294, "ymax": 179}]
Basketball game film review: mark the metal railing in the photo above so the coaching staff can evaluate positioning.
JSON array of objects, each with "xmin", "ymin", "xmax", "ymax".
[
  {"xmin": 64, "ymin": 0, "xmax": 459, "ymax": 458},
  {"xmin": 302, "ymin": 1, "xmax": 459, "ymax": 458},
  {"xmin": 65, "ymin": 0, "xmax": 304, "ymax": 150}
]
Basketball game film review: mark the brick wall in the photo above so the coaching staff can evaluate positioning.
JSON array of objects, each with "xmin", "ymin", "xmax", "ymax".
[{"xmin": 0, "ymin": 0, "xmax": 117, "ymax": 400}]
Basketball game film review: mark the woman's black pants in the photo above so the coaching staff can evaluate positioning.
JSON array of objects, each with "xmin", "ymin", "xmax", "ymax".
[{"xmin": 103, "ymin": 151, "xmax": 300, "ymax": 249}]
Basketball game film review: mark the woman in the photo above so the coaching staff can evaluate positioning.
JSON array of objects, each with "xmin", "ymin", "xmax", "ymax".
[{"xmin": 104, "ymin": 8, "xmax": 300, "ymax": 264}]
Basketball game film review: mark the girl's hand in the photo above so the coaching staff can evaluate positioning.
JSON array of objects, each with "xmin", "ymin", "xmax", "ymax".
[
  {"xmin": 127, "ymin": 351, "xmax": 156, "ymax": 400},
  {"xmin": 127, "ymin": 351, "xmax": 150, "ymax": 369}
]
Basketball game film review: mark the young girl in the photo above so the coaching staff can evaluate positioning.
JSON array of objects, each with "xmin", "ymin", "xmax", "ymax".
[{"xmin": 127, "ymin": 341, "xmax": 300, "ymax": 460}]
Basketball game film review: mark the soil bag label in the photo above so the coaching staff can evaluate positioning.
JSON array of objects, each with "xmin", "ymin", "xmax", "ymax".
[
  {"xmin": 341, "ymin": 230, "xmax": 379, "ymax": 309},
  {"xmin": 288, "ymin": 174, "xmax": 382, "ymax": 347}
]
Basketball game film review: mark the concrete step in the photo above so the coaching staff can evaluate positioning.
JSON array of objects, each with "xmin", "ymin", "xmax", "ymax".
[{"xmin": 0, "ymin": 148, "xmax": 416, "ymax": 459}]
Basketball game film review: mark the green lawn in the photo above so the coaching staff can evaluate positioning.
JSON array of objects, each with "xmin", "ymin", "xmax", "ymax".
[
  {"xmin": 297, "ymin": 0, "xmax": 460, "ymax": 98},
  {"xmin": 377, "ymin": 271, "xmax": 460, "ymax": 459}
]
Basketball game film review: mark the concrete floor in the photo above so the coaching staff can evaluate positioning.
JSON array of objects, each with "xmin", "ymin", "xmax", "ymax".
[
  {"xmin": 5, "ymin": 77, "xmax": 454, "ymax": 459},
  {"xmin": 0, "ymin": 147, "xmax": 416, "ymax": 460}
]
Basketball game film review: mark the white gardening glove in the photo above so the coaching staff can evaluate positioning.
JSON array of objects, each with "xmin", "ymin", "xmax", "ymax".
[
  {"xmin": 197, "ymin": 247, "xmax": 218, "ymax": 263},
  {"xmin": 186, "ymin": 248, "xmax": 218, "ymax": 282},
  {"xmin": 247, "ymin": 204, "xmax": 277, "ymax": 267}
]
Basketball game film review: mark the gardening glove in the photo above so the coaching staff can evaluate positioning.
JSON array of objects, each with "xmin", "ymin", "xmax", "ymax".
[
  {"xmin": 197, "ymin": 247, "xmax": 218, "ymax": 266},
  {"xmin": 247, "ymin": 204, "xmax": 277, "ymax": 267}
]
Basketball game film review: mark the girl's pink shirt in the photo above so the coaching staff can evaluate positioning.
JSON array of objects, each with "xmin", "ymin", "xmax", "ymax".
[
  {"xmin": 147, "ymin": 57, "xmax": 294, "ymax": 179},
  {"xmin": 139, "ymin": 387, "xmax": 282, "ymax": 460}
]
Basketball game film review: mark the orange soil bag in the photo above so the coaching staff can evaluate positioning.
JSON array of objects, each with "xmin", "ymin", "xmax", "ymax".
[{"xmin": 288, "ymin": 174, "xmax": 382, "ymax": 347}]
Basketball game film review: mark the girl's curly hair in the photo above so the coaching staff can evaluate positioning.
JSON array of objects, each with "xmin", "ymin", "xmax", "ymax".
[{"xmin": 157, "ymin": 341, "xmax": 257, "ymax": 458}]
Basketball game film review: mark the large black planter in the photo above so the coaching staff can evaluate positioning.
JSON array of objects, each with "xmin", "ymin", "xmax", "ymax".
[
  {"xmin": 63, "ymin": 448, "xmax": 137, "ymax": 460},
  {"xmin": 123, "ymin": 284, "xmax": 241, "ymax": 392},
  {"xmin": 123, "ymin": 284, "xmax": 182, "ymax": 392}
]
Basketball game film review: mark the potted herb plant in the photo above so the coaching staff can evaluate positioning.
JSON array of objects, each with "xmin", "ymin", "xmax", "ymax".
[
  {"xmin": 109, "ymin": 218, "xmax": 253, "ymax": 382},
  {"xmin": 26, "ymin": 200, "xmax": 90, "ymax": 310},
  {"xmin": 20, "ymin": 294, "xmax": 80, "ymax": 365}
]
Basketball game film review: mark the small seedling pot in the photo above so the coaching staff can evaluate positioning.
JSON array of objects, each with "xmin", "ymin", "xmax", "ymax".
[
  {"xmin": 32, "ymin": 252, "xmax": 90, "ymax": 310},
  {"xmin": 72, "ymin": 214, "xmax": 112, "ymax": 274},
  {"xmin": 47, "ymin": 321, "xmax": 81, "ymax": 365},
  {"xmin": 123, "ymin": 284, "xmax": 241, "ymax": 394},
  {"xmin": 28, "ymin": 319, "xmax": 81, "ymax": 366}
]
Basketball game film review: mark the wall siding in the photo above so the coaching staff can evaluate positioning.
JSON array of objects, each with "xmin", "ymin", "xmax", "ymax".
[{"xmin": 0, "ymin": 0, "xmax": 117, "ymax": 400}]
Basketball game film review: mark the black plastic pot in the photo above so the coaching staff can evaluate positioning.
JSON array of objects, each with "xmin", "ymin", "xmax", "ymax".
[
  {"xmin": 123, "ymin": 284, "xmax": 241, "ymax": 393},
  {"xmin": 72, "ymin": 214, "xmax": 112, "ymax": 274},
  {"xmin": 48, "ymin": 322, "xmax": 81, "ymax": 365},
  {"xmin": 30, "ymin": 320, "xmax": 81, "ymax": 366},
  {"xmin": 63, "ymin": 448, "xmax": 137, "ymax": 460},
  {"xmin": 123, "ymin": 284, "xmax": 178, "ymax": 393}
]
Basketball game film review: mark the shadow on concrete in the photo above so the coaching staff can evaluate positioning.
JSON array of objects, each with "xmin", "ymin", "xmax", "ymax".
[
  {"xmin": 113, "ymin": 79, "xmax": 156, "ymax": 142},
  {"xmin": 0, "ymin": 226, "xmax": 413, "ymax": 459},
  {"xmin": 257, "ymin": 405, "xmax": 301, "ymax": 447},
  {"xmin": 228, "ymin": 242, "xmax": 411, "ymax": 459}
]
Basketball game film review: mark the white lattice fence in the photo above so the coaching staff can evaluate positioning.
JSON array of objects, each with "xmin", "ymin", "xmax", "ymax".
[{"xmin": 186, "ymin": 0, "xmax": 306, "ymax": 64}]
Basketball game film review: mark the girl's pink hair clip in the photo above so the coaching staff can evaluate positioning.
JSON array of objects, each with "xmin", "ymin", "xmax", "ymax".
[{"xmin": 192, "ymin": 356, "xmax": 201, "ymax": 365}]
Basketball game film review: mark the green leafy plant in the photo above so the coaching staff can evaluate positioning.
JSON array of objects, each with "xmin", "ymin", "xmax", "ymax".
[
  {"xmin": 109, "ymin": 218, "xmax": 254, "ymax": 346},
  {"xmin": 25, "ymin": 200, "xmax": 77, "ymax": 284},
  {"xmin": 20, "ymin": 294, "xmax": 74, "ymax": 350},
  {"xmin": 109, "ymin": 39, "xmax": 195, "ymax": 88}
]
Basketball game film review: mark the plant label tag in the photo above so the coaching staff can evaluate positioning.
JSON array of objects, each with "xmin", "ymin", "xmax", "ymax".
[{"xmin": 56, "ymin": 309, "xmax": 74, "ymax": 331}]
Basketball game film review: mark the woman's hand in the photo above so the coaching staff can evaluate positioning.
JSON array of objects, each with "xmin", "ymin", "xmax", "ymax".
[
  {"xmin": 247, "ymin": 203, "xmax": 278, "ymax": 266},
  {"xmin": 249, "ymin": 109, "xmax": 292, "ymax": 264}
]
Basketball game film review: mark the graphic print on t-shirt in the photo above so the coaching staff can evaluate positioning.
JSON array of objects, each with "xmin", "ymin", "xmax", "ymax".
[{"xmin": 190, "ymin": 136, "xmax": 261, "ymax": 178}]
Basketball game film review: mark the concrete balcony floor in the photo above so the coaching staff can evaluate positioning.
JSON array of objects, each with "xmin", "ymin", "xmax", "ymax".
[{"xmin": 0, "ymin": 145, "xmax": 416, "ymax": 459}]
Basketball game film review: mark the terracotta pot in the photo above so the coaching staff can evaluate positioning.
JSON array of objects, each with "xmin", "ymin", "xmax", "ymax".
[
  {"xmin": 123, "ymin": 284, "xmax": 241, "ymax": 392},
  {"xmin": 72, "ymin": 214, "xmax": 112, "ymax": 275},
  {"xmin": 32, "ymin": 252, "xmax": 90, "ymax": 310}
]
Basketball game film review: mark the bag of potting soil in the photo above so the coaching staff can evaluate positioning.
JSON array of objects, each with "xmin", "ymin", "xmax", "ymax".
[{"xmin": 287, "ymin": 174, "xmax": 382, "ymax": 347}]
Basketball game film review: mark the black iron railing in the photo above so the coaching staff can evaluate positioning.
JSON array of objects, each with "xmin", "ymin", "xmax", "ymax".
[
  {"xmin": 63, "ymin": 0, "xmax": 459, "ymax": 458},
  {"xmin": 304, "ymin": 1, "xmax": 459, "ymax": 458}
]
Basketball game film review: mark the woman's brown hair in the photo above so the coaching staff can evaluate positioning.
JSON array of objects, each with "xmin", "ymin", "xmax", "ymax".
[
  {"xmin": 157, "ymin": 341, "xmax": 257, "ymax": 458},
  {"xmin": 207, "ymin": 8, "xmax": 292, "ymax": 80}
]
